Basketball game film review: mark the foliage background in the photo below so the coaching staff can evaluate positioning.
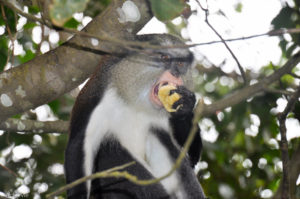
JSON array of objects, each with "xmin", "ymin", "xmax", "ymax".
[{"xmin": 0, "ymin": 0, "xmax": 299, "ymax": 198}]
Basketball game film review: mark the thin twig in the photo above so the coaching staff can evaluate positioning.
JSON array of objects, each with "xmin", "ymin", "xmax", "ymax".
[
  {"xmin": 195, "ymin": 28, "xmax": 300, "ymax": 47},
  {"xmin": 0, "ymin": 4, "xmax": 13, "ymax": 38},
  {"xmin": 0, "ymin": 163, "xmax": 18, "ymax": 177},
  {"xmin": 277, "ymin": 85, "xmax": 300, "ymax": 199},
  {"xmin": 289, "ymin": 72, "xmax": 300, "ymax": 79},
  {"xmin": 46, "ymin": 100, "xmax": 204, "ymax": 198},
  {"xmin": 263, "ymin": 86, "xmax": 294, "ymax": 96},
  {"xmin": 46, "ymin": 161, "xmax": 136, "ymax": 198},
  {"xmin": 1, "ymin": 0, "xmax": 300, "ymax": 52},
  {"xmin": 1, "ymin": 4, "xmax": 15, "ymax": 67},
  {"xmin": 196, "ymin": 0, "xmax": 247, "ymax": 84}
]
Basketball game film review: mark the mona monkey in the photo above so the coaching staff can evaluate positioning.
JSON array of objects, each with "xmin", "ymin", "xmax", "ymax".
[{"xmin": 64, "ymin": 34, "xmax": 206, "ymax": 198}]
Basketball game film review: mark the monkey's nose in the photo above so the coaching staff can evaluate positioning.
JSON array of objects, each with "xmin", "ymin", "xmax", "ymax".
[
  {"xmin": 170, "ymin": 63, "xmax": 188, "ymax": 77},
  {"xmin": 159, "ymin": 70, "xmax": 183, "ymax": 86}
]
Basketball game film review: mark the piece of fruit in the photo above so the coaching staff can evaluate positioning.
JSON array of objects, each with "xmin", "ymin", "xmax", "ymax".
[{"xmin": 158, "ymin": 84, "xmax": 182, "ymax": 112}]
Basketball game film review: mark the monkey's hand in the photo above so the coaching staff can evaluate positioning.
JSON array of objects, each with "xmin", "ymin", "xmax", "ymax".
[{"xmin": 158, "ymin": 84, "xmax": 195, "ymax": 116}]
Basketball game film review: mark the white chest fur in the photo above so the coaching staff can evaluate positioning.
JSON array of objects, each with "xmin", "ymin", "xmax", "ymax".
[{"xmin": 84, "ymin": 88, "xmax": 184, "ymax": 198}]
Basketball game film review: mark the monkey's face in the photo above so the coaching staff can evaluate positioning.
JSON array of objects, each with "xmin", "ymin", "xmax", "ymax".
[{"xmin": 111, "ymin": 34, "xmax": 194, "ymax": 115}]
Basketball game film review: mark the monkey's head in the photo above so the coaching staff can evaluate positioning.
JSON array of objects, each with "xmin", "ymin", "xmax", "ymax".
[{"xmin": 110, "ymin": 34, "xmax": 195, "ymax": 115}]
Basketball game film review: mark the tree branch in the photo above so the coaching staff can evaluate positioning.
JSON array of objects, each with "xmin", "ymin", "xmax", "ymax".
[
  {"xmin": 273, "ymin": 144, "xmax": 300, "ymax": 199},
  {"xmin": 0, "ymin": 118, "xmax": 68, "ymax": 134},
  {"xmin": 276, "ymin": 85, "xmax": 300, "ymax": 199},
  {"xmin": 0, "ymin": 0, "xmax": 152, "ymax": 121},
  {"xmin": 288, "ymin": 144, "xmax": 300, "ymax": 199},
  {"xmin": 262, "ymin": 86, "xmax": 294, "ymax": 96},
  {"xmin": 0, "ymin": 163, "xmax": 18, "ymax": 178},
  {"xmin": 196, "ymin": 0, "xmax": 247, "ymax": 84},
  {"xmin": 202, "ymin": 51, "xmax": 300, "ymax": 116}
]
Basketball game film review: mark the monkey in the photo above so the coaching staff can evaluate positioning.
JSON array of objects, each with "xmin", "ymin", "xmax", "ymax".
[{"xmin": 64, "ymin": 34, "xmax": 206, "ymax": 199}]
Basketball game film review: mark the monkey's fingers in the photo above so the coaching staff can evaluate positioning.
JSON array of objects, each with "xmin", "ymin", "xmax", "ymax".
[{"xmin": 158, "ymin": 85, "xmax": 182, "ymax": 112}]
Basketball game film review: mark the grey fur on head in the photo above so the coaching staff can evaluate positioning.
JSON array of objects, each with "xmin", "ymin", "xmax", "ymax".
[{"xmin": 109, "ymin": 34, "xmax": 195, "ymax": 114}]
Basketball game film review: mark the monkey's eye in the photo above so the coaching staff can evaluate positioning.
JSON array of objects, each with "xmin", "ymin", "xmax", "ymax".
[
  {"xmin": 178, "ymin": 62, "xmax": 184, "ymax": 67},
  {"xmin": 161, "ymin": 54, "xmax": 171, "ymax": 62}
]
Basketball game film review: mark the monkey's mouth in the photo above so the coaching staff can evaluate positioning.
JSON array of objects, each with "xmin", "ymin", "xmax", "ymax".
[
  {"xmin": 150, "ymin": 71, "xmax": 183, "ymax": 107},
  {"xmin": 151, "ymin": 82, "xmax": 166, "ymax": 107}
]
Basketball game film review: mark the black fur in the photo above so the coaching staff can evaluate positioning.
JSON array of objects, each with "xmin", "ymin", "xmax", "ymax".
[
  {"xmin": 169, "ymin": 86, "xmax": 202, "ymax": 166},
  {"xmin": 90, "ymin": 137, "xmax": 169, "ymax": 199}
]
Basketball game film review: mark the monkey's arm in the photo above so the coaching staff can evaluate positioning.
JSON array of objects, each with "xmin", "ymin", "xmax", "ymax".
[
  {"xmin": 65, "ymin": 132, "xmax": 87, "ymax": 199},
  {"xmin": 168, "ymin": 86, "xmax": 202, "ymax": 166},
  {"xmin": 170, "ymin": 113, "xmax": 202, "ymax": 166},
  {"xmin": 64, "ymin": 69, "xmax": 106, "ymax": 199}
]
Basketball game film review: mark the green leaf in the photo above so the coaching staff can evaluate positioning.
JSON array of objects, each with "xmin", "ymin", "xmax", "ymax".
[
  {"xmin": 29, "ymin": 6, "xmax": 40, "ymax": 14},
  {"xmin": 64, "ymin": 17, "xmax": 80, "ymax": 29},
  {"xmin": 150, "ymin": 0, "xmax": 187, "ymax": 21},
  {"xmin": 18, "ymin": 50, "xmax": 36, "ymax": 63},
  {"xmin": 235, "ymin": 3, "xmax": 243, "ymax": 13},
  {"xmin": 233, "ymin": 131, "xmax": 245, "ymax": 147},
  {"xmin": 281, "ymin": 74, "xmax": 294, "ymax": 85},
  {"xmin": 0, "ymin": 37, "xmax": 8, "ymax": 71},
  {"xmin": 48, "ymin": 100, "xmax": 60, "ymax": 115},
  {"xmin": 279, "ymin": 39, "xmax": 288, "ymax": 57},
  {"xmin": 23, "ymin": 22, "xmax": 37, "ymax": 29},
  {"xmin": 0, "ymin": 52, "xmax": 7, "ymax": 71},
  {"xmin": 49, "ymin": 0, "xmax": 90, "ymax": 26},
  {"xmin": 271, "ymin": 6, "xmax": 295, "ymax": 29}
]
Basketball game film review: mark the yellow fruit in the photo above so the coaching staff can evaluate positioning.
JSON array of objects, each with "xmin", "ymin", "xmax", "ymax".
[{"xmin": 158, "ymin": 84, "xmax": 182, "ymax": 112}]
